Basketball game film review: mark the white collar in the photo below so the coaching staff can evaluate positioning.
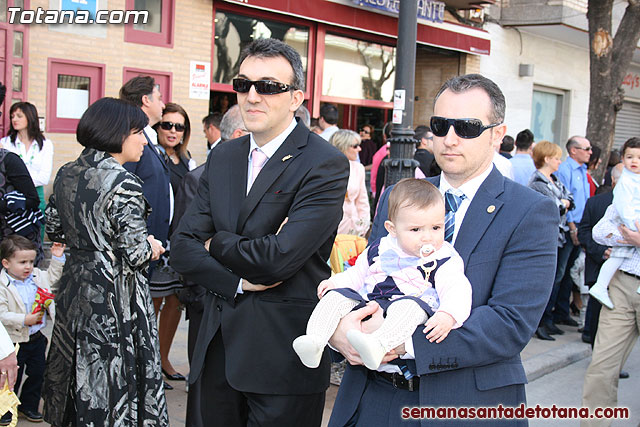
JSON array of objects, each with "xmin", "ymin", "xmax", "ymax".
[
  {"xmin": 439, "ymin": 164, "xmax": 494, "ymax": 201},
  {"xmin": 248, "ymin": 118, "xmax": 297, "ymax": 161},
  {"xmin": 144, "ymin": 125, "xmax": 158, "ymax": 145}
]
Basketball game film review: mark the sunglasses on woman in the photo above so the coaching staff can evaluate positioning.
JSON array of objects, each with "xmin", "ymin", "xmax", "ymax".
[
  {"xmin": 159, "ymin": 121, "xmax": 186, "ymax": 132},
  {"xmin": 232, "ymin": 78, "xmax": 293, "ymax": 95},
  {"xmin": 430, "ymin": 116, "xmax": 501, "ymax": 139}
]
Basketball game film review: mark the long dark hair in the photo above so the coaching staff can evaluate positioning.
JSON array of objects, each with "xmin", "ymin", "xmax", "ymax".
[
  {"xmin": 153, "ymin": 102, "xmax": 191, "ymax": 159},
  {"xmin": 8, "ymin": 102, "xmax": 45, "ymax": 150}
]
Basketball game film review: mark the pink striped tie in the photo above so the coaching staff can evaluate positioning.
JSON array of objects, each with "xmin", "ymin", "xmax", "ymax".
[{"xmin": 250, "ymin": 148, "xmax": 268, "ymax": 186}]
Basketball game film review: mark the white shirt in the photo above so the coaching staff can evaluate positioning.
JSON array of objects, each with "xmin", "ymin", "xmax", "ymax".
[
  {"xmin": 320, "ymin": 125, "xmax": 339, "ymax": 142},
  {"xmin": 1, "ymin": 136, "xmax": 54, "ymax": 187},
  {"xmin": 246, "ymin": 118, "xmax": 297, "ymax": 194},
  {"xmin": 492, "ymin": 150, "xmax": 514, "ymax": 180},
  {"xmin": 237, "ymin": 117, "xmax": 298, "ymax": 294},
  {"xmin": 0, "ymin": 324, "xmax": 13, "ymax": 360}
]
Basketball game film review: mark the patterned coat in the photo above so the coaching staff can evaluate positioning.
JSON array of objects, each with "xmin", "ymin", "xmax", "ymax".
[{"xmin": 42, "ymin": 148, "xmax": 168, "ymax": 426}]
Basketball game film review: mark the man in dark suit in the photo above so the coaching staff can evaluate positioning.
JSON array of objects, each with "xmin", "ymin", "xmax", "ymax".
[
  {"xmin": 413, "ymin": 125, "xmax": 436, "ymax": 177},
  {"xmin": 171, "ymin": 38, "xmax": 349, "ymax": 426},
  {"xmin": 119, "ymin": 76, "xmax": 170, "ymax": 273},
  {"xmin": 578, "ymin": 164, "xmax": 623, "ymax": 345},
  {"xmin": 172, "ymin": 103, "xmax": 249, "ymax": 427},
  {"xmin": 328, "ymin": 74, "xmax": 558, "ymax": 426}
]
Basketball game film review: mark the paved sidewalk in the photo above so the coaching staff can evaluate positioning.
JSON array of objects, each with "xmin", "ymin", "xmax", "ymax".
[{"xmin": 18, "ymin": 315, "xmax": 591, "ymax": 426}]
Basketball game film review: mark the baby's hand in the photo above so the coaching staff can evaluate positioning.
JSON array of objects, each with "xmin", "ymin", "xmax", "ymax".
[
  {"xmin": 422, "ymin": 311, "xmax": 455, "ymax": 343},
  {"xmin": 50, "ymin": 242, "xmax": 66, "ymax": 258},
  {"xmin": 317, "ymin": 280, "xmax": 335, "ymax": 299},
  {"xmin": 25, "ymin": 311, "xmax": 44, "ymax": 326}
]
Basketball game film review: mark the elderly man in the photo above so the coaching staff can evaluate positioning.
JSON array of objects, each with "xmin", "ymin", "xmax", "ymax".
[{"xmin": 329, "ymin": 74, "xmax": 558, "ymax": 426}]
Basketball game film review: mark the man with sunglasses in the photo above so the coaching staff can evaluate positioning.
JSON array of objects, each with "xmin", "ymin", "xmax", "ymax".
[
  {"xmin": 328, "ymin": 74, "xmax": 559, "ymax": 426},
  {"xmin": 171, "ymin": 38, "xmax": 349, "ymax": 427},
  {"xmin": 544, "ymin": 136, "xmax": 593, "ymax": 334}
]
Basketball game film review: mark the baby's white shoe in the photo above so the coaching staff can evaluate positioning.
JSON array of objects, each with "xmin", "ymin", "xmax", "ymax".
[
  {"xmin": 347, "ymin": 329, "xmax": 386, "ymax": 370},
  {"xmin": 292, "ymin": 335, "xmax": 324, "ymax": 368},
  {"xmin": 589, "ymin": 286, "xmax": 614, "ymax": 310}
]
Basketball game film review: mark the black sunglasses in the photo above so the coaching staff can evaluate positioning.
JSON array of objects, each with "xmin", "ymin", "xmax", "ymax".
[
  {"xmin": 159, "ymin": 121, "xmax": 185, "ymax": 132},
  {"xmin": 232, "ymin": 78, "xmax": 293, "ymax": 95},
  {"xmin": 430, "ymin": 116, "xmax": 501, "ymax": 139}
]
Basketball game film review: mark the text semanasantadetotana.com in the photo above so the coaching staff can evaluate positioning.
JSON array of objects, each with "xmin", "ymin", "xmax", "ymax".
[{"xmin": 401, "ymin": 404, "xmax": 629, "ymax": 420}]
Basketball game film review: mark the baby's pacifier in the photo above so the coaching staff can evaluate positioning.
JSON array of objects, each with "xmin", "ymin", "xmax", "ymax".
[{"xmin": 420, "ymin": 244, "xmax": 435, "ymax": 259}]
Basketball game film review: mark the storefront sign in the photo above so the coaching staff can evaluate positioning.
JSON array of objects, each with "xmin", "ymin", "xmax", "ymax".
[
  {"xmin": 189, "ymin": 61, "xmax": 210, "ymax": 100},
  {"xmin": 393, "ymin": 89, "xmax": 405, "ymax": 110},
  {"xmin": 622, "ymin": 68, "xmax": 640, "ymax": 99},
  {"xmin": 349, "ymin": 0, "xmax": 445, "ymax": 24},
  {"xmin": 60, "ymin": 0, "xmax": 97, "ymax": 21}
]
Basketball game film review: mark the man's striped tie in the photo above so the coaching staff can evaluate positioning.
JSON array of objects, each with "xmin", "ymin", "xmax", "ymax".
[{"xmin": 444, "ymin": 190, "xmax": 465, "ymax": 243}]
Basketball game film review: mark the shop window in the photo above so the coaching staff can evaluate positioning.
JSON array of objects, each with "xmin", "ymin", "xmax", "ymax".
[
  {"xmin": 12, "ymin": 31, "xmax": 22, "ymax": 57},
  {"xmin": 530, "ymin": 87, "xmax": 566, "ymax": 146},
  {"xmin": 47, "ymin": 59, "xmax": 105, "ymax": 133},
  {"xmin": 123, "ymin": 67, "xmax": 172, "ymax": 104},
  {"xmin": 212, "ymin": 11, "xmax": 309, "ymax": 86},
  {"xmin": 124, "ymin": 0, "xmax": 174, "ymax": 48},
  {"xmin": 323, "ymin": 33, "xmax": 396, "ymax": 102}
]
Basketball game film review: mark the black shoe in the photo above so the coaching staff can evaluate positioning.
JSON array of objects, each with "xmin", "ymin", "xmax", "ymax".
[
  {"xmin": 577, "ymin": 327, "xmax": 584, "ymax": 333},
  {"xmin": 581, "ymin": 334, "xmax": 592, "ymax": 344},
  {"xmin": 163, "ymin": 380, "xmax": 174, "ymax": 390},
  {"xmin": 535, "ymin": 326, "xmax": 555, "ymax": 341},
  {"xmin": 0, "ymin": 412, "xmax": 12, "ymax": 426},
  {"xmin": 162, "ymin": 368, "xmax": 186, "ymax": 381},
  {"xmin": 18, "ymin": 408, "xmax": 43, "ymax": 423},
  {"xmin": 555, "ymin": 317, "xmax": 579, "ymax": 327},
  {"xmin": 545, "ymin": 323, "xmax": 565, "ymax": 335},
  {"xmin": 619, "ymin": 370, "xmax": 630, "ymax": 379}
]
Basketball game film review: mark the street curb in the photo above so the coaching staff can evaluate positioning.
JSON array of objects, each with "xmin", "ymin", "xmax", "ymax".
[{"xmin": 524, "ymin": 341, "xmax": 592, "ymax": 382}]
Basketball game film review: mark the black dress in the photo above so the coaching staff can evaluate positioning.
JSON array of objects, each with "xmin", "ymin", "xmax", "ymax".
[
  {"xmin": 42, "ymin": 148, "xmax": 168, "ymax": 426},
  {"xmin": 150, "ymin": 154, "xmax": 192, "ymax": 297}
]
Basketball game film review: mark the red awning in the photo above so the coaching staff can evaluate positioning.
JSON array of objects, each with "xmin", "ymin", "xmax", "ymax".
[{"xmin": 221, "ymin": 0, "xmax": 491, "ymax": 56}]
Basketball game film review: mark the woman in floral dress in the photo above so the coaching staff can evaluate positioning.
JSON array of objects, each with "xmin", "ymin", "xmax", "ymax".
[{"xmin": 42, "ymin": 97, "xmax": 168, "ymax": 426}]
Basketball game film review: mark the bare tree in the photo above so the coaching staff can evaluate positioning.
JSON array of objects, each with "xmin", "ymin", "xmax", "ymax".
[
  {"xmin": 356, "ymin": 41, "xmax": 396, "ymax": 101},
  {"xmin": 587, "ymin": 0, "xmax": 640, "ymax": 181}
]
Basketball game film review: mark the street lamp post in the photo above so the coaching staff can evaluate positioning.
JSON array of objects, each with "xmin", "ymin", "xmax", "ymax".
[{"xmin": 383, "ymin": 0, "xmax": 419, "ymax": 188}]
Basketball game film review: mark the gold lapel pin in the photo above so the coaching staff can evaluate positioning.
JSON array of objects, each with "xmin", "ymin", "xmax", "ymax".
[
  {"xmin": 282, "ymin": 155, "xmax": 293, "ymax": 162},
  {"xmin": 487, "ymin": 205, "xmax": 496, "ymax": 214}
]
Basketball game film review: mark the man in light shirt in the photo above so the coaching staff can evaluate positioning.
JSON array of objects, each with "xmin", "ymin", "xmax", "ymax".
[{"xmin": 510, "ymin": 129, "xmax": 536, "ymax": 186}]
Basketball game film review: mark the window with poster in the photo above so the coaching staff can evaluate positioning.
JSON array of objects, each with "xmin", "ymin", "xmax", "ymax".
[
  {"xmin": 530, "ymin": 86, "xmax": 567, "ymax": 147},
  {"xmin": 47, "ymin": 58, "xmax": 105, "ymax": 133}
]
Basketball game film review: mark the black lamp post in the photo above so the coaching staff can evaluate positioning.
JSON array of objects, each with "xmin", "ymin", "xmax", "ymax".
[{"xmin": 383, "ymin": 0, "xmax": 419, "ymax": 187}]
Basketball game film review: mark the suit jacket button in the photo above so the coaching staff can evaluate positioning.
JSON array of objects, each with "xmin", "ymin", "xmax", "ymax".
[
  {"xmin": 429, "ymin": 363, "xmax": 435, "ymax": 370},
  {"xmin": 452, "ymin": 362, "xmax": 459, "ymax": 368},
  {"xmin": 217, "ymin": 305, "xmax": 222, "ymax": 311}
]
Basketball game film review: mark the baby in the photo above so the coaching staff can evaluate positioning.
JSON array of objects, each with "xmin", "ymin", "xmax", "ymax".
[
  {"xmin": 293, "ymin": 178, "xmax": 472, "ymax": 370},
  {"xmin": 589, "ymin": 138, "xmax": 640, "ymax": 309}
]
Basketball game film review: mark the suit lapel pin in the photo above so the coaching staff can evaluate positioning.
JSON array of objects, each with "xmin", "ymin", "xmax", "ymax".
[
  {"xmin": 282, "ymin": 155, "xmax": 293, "ymax": 162},
  {"xmin": 487, "ymin": 205, "xmax": 496, "ymax": 214}
]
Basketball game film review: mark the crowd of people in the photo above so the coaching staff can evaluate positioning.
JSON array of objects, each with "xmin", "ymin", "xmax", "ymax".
[{"xmin": 0, "ymin": 36, "xmax": 634, "ymax": 427}]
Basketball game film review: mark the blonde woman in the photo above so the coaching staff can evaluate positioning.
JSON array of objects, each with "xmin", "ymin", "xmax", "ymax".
[{"xmin": 329, "ymin": 130, "xmax": 370, "ymax": 237}]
